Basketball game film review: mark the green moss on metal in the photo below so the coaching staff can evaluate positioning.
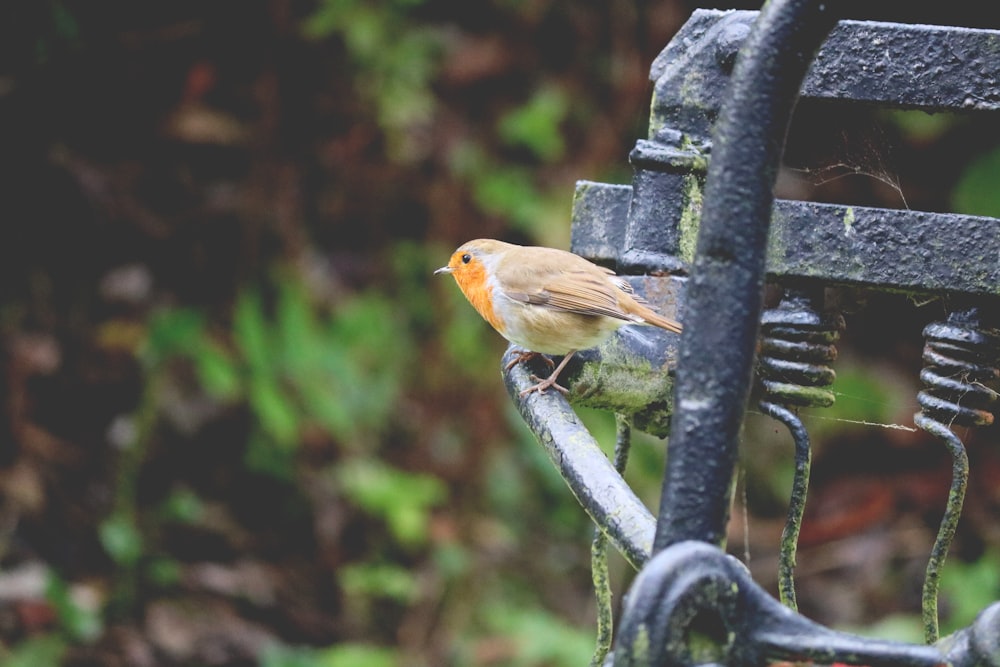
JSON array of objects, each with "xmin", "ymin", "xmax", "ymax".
[
  {"xmin": 843, "ymin": 206, "xmax": 856, "ymax": 234},
  {"xmin": 766, "ymin": 206, "xmax": 791, "ymax": 271},
  {"xmin": 679, "ymin": 70, "xmax": 710, "ymax": 114},
  {"xmin": 648, "ymin": 89, "xmax": 664, "ymax": 138},
  {"xmin": 678, "ymin": 174, "xmax": 704, "ymax": 265},
  {"xmin": 568, "ymin": 337, "xmax": 676, "ymax": 438},
  {"xmin": 687, "ymin": 629, "xmax": 727, "ymax": 664},
  {"xmin": 766, "ymin": 382, "xmax": 836, "ymax": 408},
  {"xmin": 574, "ymin": 339, "xmax": 662, "ymax": 406},
  {"xmin": 630, "ymin": 623, "xmax": 651, "ymax": 664},
  {"xmin": 591, "ymin": 527, "xmax": 613, "ymax": 667},
  {"xmin": 570, "ymin": 180, "xmax": 598, "ymax": 221}
]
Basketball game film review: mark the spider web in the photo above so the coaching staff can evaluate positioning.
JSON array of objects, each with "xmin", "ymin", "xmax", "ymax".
[{"xmin": 783, "ymin": 118, "xmax": 910, "ymax": 210}]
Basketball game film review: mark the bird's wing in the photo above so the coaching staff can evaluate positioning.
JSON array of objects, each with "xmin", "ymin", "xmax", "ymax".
[{"xmin": 502, "ymin": 265, "xmax": 642, "ymax": 323}]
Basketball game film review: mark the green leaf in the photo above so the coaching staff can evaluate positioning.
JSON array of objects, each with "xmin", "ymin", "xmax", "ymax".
[
  {"xmin": 298, "ymin": 375, "xmax": 355, "ymax": 441},
  {"xmin": 315, "ymin": 643, "xmax": 399, "ymax": 667},
  {"xmin": 50, "ymin": 1, "xmax": 81, "ymax": 41},
  {"xmin": 146, "ymin": 557, "xmax": 183, "ymax": 587},
  {"xmin": 498, "ymin": 87, "xmax": 569, "ymax": 161},
  {"xmin": 0, "ymin": 635, "xmax": 67, "ymax": 667},
  {"xmin": 484, "ymin": 603, "xmax": 595, "ymax": 667},
  {"xmin": 326, "ymin": 294, "xmax": 409, "ymax": 426},
  {"xmin": 335, "ymin": 459, "xmax": 447, "ymax": 547},
  {"xmin": 342, "ymin": 7, "xmax": 389, "ymax": 61},
  {"xmin": 249, "ymin": 377, "xmax": 301, "ymax": 447},
  {"xmin": 160, "ymin": 487, "xmax": 204, "ymax": 523},
  {"xmin": 276, "ymin": 278, "xmax": 323, "ymax": 375},
  {"xmin": 338, "ymin": 562, "xmax": 419, "ymax": 602},
  {"xmin": 145, "ymin": 308, "xmax": 206, "ymax": 363},
  {"xmin": 45, "ymin": 573, "xmax": 102, "ymax": 642},
  {"xmin": 471, "ymin": 166, "xmax": 545, "ymax": 229},
  {"xmin": 301, "ymin": 0, "xmax": 356, "ymax": 40},
  {"xmin": 245, "ymin": 430, "xmax": 297, "ymax": 480},
  {"xmin": 385, "ymin": 504, "xmax": 430, "ymax": 547},
  {"xmin": 234, "ymin": 290, "xmax": 274, "ymax": 376},
  {"xmin": 193, "ymin": 341, "xmax": 242, "ymax": 399},
  {"xmin": 98, "ymin": 513, "xmax": 144, "ymax": 566},
  {"xmin": 261, "ymin": 642, "xmax": 398, "ymax": 667}
]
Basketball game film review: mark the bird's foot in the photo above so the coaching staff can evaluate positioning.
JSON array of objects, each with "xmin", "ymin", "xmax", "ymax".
[
  {"xmin": 516, "ymin": 351, "xmax": 576, "ymax": 397},
  {"xmin": 504, "ymin": 349, "xmax": 554, "ymax": 372},
  {"xmin": 520, "ymin": 374, "xmax": 570, "ymax": 397}
]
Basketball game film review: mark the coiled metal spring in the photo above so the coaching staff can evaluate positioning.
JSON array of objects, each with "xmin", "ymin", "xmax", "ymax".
[
  {"xmin": 915, "ymin": 308, "xmax": 1000, "ymax": 644},
  {"xmin": 758, "ymin": 289, "xmax": 844, "ymax": 611},
  {"xmin": 918, "ymin": 313, "xmax": 999, "ymax": 430}
]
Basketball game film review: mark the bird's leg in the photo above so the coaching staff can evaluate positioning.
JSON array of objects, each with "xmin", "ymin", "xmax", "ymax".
[
  {"xmin": 520, "ymin": 351, "xmax": 576, "ymax": 397},
  {"xmin": 504, "ymin": 349, "xmax": 555, "ymax": 372}
]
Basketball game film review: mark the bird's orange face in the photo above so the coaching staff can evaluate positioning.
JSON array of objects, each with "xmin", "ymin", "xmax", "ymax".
[{"xmin": 435, "ymin": 243, "xmax": 505, "ymax": 333}]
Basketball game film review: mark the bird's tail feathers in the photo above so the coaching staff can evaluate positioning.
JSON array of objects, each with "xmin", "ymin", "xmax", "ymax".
[{"xmin": 638, "ymin": 307, "xmax": 682, "ymax": 334}]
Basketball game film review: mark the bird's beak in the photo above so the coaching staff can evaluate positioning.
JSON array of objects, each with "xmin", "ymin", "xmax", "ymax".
[{"xmin": 434, "ymin": 266, "xmax": 453, "ymax": 275}]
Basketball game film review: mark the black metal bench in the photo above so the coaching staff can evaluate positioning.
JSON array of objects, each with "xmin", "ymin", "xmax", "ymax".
[{"xmin": 504, "ymin": 2, "xmax": 1000, "ymax": 665}]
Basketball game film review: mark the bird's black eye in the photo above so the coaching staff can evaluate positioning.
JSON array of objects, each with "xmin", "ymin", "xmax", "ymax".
[{"xmin": 461, "ymin": 253, "xmax": 472, "ymax": 264}]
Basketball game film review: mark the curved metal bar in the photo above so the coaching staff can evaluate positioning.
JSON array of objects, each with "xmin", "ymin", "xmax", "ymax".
[
  {"xmin": 757, "ymin": 289, "xmax": 841, "ymax": 610},
  {"xmin": 948, "ymin": 602, "xmax": 1000, "ymax": 667},
  {"xmin": 914, "ymin": 412, "xmax": 969, "ymax": 644},
  {"xmin": 654, "ymin": 0, "xmax": 841, "ymax": 550},
  {"xmin": 502, "ymin": 346, "xmax": 656, "ymax": 570},
  {"xmin": 913, "ymin": 308, "xmax": 1000, "ymax": 643},
  {"xmin": 613, "ymin": 541, "xmax": 947, "ymax": 667},
  {"xmin": 759, "ymin": 401, "xmax": 811, "ymax": 611},
  {"xmin": 590, "ymin": 415, "xmax": 633, "ymax": 667}
]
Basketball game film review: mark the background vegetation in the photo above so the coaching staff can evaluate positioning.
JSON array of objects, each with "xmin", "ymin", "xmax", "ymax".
[{"xmin": 1, "ymin": 1, "xmax": 1000, "ymax": 665}]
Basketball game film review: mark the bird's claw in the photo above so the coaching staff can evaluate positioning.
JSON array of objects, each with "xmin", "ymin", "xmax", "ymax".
[
  {"xmin": 509, "ymin": 349, "xmax": 574, "ymax": 397},
  {"xmin": 519, "ymin": 374, "xmax": 570, "ymax": 397},
  {"xmin": 504, "ymin": 350, "xmax": 555, "ymax": 372}
]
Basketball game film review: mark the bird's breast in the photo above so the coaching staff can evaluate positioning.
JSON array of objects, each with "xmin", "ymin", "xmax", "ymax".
[
  {"xmin": 455, "ymin": 265, "xmax": 506, "ymax": 334},
  {"xmin": 494, "ymin": 297, "xmax": 625, "ymax": 355}
]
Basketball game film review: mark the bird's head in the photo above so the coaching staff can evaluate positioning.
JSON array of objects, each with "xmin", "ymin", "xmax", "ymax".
[{"xmin": 434, "ymin": 239, "xmax": 512, "ymax": 290}]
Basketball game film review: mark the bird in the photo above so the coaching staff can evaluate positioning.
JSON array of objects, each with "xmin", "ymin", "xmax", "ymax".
[{"xmin": 435, "ymin": 239, "xmax": 682, "ymax": 397}]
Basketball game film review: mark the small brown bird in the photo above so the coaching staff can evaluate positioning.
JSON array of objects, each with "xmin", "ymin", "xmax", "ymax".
[{"xmin": 435, "ymin": 239, "xmax": 682, "ymax": 396}]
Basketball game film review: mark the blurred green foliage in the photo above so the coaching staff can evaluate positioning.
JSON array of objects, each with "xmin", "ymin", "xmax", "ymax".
[
  {"xmin": 148, "ymin": 271, "xmax": 412, "ymax": 469},
  {"xmin": 845, "ymin": 549, "xmax": 1000, "ymax": 643},
  {"xmin": 335, "ymin": 458, "xmax": 447, "ymax": 547},
  {"xmin": 0, "ymin": 572, "xmax": 101, "ymax": 666},
  {"xmin": 261, "ymin": 642, "xmax": 400, "ymax": 667},
  {"xmin": 884, "ymin": 109, "xmax": 958, "ymax": 144},
  {"xmin": 83, "ymin": 252, "xmax": 614, "ymax": 662},
  {"xmin": 477, "ymin": 604, "xmax": 596, "ymax": 666},
  {"xmin": 953, "ymin": 146, "xmax": 1000, "ymax": 217},
  {"xmin": 941, "ymin": 549, "xmax": 1000, "ymax": 635},
  {"xmin": 44, "ymin": 573, "xmax": 102, "ymax": 644},
  {"xmin": 97, "ymin": 513, "xmax": 144, "ymax": 568},
  {"xmin": 0, "ymin": 634, "xmax": 68, "ymax": 667},
  {"xmin": 303, "ymin": 0, "xmax": 443, "ymax": 163},
  {"xmin": 499, "ymin": 87, "xmax": 570, "ymax": 161}
]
